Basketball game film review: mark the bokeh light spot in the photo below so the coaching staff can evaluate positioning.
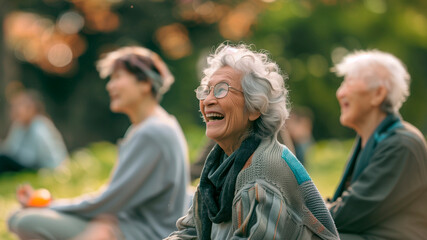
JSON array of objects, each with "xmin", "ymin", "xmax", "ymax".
[
  {"xmin": 307, "ymin": 54, "xmax": 328, "ymax": 77},
  {"xmin": 58, "ymin": 11, "xmax": 85, "ymax": 34},
  {"xmin": 364, "ymin": 0, "xmax": 387, "ymax": 14},
  {"xmin": 155, "ymin": 23, "xmax": 192, "ymax": 59},
  {"xmin": 331, "ymin": 47, "xmax": 349, "ymax": 65},
  {"xmin": 47, "ymin": 43, "xmax": 73, "ymax": 67}
]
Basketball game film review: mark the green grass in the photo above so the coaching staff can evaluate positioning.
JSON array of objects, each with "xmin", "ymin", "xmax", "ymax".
[
  {"xmin": 307, "ymin": 139, "xmax": 353, "ymax": 198},
  {"xmin": 0, "ymin": 142, "xmax": 117, "ymax": 240},
  {"xmin": 0, "ymin": 126, "xmax": 354, "ymax": 239}
]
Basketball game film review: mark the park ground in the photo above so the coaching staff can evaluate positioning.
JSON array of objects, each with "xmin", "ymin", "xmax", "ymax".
[{"xmin": 0, "ymin": 126, "xmax": 352, "ymax": 240}]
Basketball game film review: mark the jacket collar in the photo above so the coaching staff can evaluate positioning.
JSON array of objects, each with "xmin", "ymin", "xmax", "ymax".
[{"xmin": 333, "ymin": 114, "xmax": 403, "ymax": 200}]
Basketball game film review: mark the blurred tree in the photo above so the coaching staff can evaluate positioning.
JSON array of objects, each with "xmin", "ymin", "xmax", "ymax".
[
  {"xmin": 0, "ymin": 0, "xmax": 426, "ymax": 150},
  {"xmin": 0, "ymin": 0, "xmax": 21, "ymax": 138},
  {"xmin": 251, "ymin": 0, "xmax": 427, "ymax": 139}
]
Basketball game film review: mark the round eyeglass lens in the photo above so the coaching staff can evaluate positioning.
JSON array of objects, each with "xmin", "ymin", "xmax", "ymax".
[
  {"xmin": 196, "ymin": 85, "xmax": 209, "ymax": 100},
  {"xmin": 214, "ymin": 82, "xmax": 229, "ymax": 99}
]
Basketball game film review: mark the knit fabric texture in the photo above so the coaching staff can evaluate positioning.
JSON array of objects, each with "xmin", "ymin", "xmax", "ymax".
[
  {"xmin": 199, "ymin": 134, "xmax": 261, "ymax": 240},
  {"xmin": 236, "ymin": 139, "xmax": 339, "ymax": 239}
]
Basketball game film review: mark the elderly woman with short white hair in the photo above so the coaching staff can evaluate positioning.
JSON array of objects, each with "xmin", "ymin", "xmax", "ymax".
[
  {"xmin": 329, "ymin": 50, "xmax": 427, "ymax": 239},
  {"xmin": 166, "ymin": 43, "xmax": 339, "ymax": 240}
]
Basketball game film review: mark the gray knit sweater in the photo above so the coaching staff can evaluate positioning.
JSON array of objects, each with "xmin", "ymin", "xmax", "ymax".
[
  {"xmin": 167, "ymin": 138, "xmax": 339, "ymax": 240},
  {"xmin": 51, "ymin": 110, "xmax": 190, "ymax": 239}
]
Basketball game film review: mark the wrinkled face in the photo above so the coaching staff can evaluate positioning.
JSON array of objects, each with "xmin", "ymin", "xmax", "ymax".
[
  {"xmin": 10, "ymin": 94, "xmax": 36, "ymax": 126},
  {"xmin": 336, "ymin": 76, "xmax": 378, "ymax": 130},
  {"xmin": 106, "ymin": 68, "xmax": 149, "ymax": 115},
  {"xmin": 199, "ymin": 66, "xmax": 258, "ymax": 150}
]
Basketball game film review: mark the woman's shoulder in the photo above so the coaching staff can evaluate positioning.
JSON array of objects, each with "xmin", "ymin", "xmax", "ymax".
[
  {"xmin": 131, "ymin": 114, "xmax": 183, "ymax": 143},
  {"xmin": 377, "ymin": 122, "xmax": 427, "ymax": 158},
  {"xmin": 237, "ymin": 139, "xmax": 311, "ymax": 191},
  {"xmin": 30, "ymin": 116, "xmax": 59, "ymax": 135},
  {"xmin": 263, "ymin": 140, "xmax": 310, "ymax": 184}
]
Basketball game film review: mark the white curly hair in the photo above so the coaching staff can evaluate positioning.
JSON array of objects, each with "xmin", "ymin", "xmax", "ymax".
[
  {"xmin": 201, "ymin": 43, "xmax": 289, "ymax": 139},
  {"xmin": 334, "ymin": 50, "xmax": 410, "ymax": 114}
]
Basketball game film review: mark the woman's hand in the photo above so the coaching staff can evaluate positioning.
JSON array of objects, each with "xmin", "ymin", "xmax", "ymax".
[
  {"xmin": 16, "ymin": 184, "xmax": 34, "ymax": 208},
  {"xmin": 16, "ymin": 185, "xmax": 52, "ymax": 208}
]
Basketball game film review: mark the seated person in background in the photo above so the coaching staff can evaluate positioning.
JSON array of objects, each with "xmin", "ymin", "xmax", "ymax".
[
  {"xmin": 0, "ymin": 89, "xmax": 68, "ymax": 174},
  {"xmin": 287, "ymin": 106, "xmax": 315, "ymax": 166},
  {"xmin": 328, "ymin": 50, "xmax": 427, "ymax": 240},
  {"xmin": 167, "ymin": 43, "xmax": 338, "ymax": 240},
  {"xmin": 8, "ymin": 46, "xmax": 190, "ymax": 240}
]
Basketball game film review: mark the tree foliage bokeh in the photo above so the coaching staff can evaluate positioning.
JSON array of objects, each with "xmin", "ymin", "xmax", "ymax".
[{"xmin": 1, "ymin": 0, "xmax": 426, "ymax": 151}]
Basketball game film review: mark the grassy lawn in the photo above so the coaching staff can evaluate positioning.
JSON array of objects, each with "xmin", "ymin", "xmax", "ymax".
[
  {"xmin": 0, "ymin": 126, "xmax": 353, "ymax": 239},
  {"xmin": 0, "ymin": 142, "xmax": 118, "ymax": 240},
  {"xmin": 307, "ymin": 139, "xmax": 353, "ymax": 198}
]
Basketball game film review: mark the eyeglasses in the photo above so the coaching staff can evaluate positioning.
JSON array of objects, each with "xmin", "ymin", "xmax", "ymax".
[{"xmin": 195, "ymin": 82, "xmax": 243, "ymax": 100}]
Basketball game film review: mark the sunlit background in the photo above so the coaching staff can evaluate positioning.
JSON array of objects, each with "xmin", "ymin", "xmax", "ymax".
[
  {"xmin": 1, "ymin": 0, "xmax": 426, "ymax": 150},
  {"xmin": 0, "ymin": 0, "xmax": 426, "ymax": 239}
]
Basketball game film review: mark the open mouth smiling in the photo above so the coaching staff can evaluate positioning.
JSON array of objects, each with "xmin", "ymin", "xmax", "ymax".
[{"xmin": 205, "ymin": 112, "xmax": 224, "ymax": 122}]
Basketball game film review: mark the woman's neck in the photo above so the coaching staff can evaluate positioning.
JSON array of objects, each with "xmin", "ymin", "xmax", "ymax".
[
  {"xmin": 219, "ymin": 141, "xmax": 241, "ymax": 157},
  {"xmin": 217, "ymin": 131, "xmax": 250, "ymax": 156},
  {"xmin": 357, "ymin": 110, "xmax": 388, "ymax": 148},
  {"xmin": 128, "ymin": 97, "xmax": 159, "ymax": 125}
]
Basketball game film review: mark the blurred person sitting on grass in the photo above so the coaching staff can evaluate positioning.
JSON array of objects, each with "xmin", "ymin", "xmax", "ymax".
[
  {"xmin": 8, "ymin": 46, "xmax": 190, "ymax": 240},
  {"xmin": 287, "ymin": 106, "xmax": 315, "ymax": 167},
  {"xmin": 328, "ymin": 50, "xmax": 427, "ymax": 240},
  {"xmin": 0, "ymin": 89, "xmax": 68, "ymax": 174},
  {"xmin": 166, "ymin": 43, "xmax": 338, "ymax": 240}
]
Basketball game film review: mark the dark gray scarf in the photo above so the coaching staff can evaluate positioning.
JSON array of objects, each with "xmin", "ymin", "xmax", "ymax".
[{"xmin": 199, "ymin": 134, "xmax": 261, "ymax": 240}]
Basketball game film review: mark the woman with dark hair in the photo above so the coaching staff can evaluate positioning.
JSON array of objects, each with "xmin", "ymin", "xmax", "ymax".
[
  {"xmin": 0, "ymin": 89, "xmax": 68, "ymax": 173},
  {"xmin": 8, "ymin": 46, "xmax": 190, "ymax": 240}
]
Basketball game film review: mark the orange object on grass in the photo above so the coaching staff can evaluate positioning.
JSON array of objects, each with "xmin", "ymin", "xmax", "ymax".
[{"xmin": 27, "ymin": 188, "xmax": 52, "ymax": 207}]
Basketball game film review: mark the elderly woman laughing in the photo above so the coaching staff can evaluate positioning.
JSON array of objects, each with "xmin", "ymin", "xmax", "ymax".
[{"xmin": 166, "ymin": 43, "xmax": 339, "ymax": 240}]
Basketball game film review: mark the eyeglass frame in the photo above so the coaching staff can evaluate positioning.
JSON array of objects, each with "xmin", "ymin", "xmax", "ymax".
[{"xmin": 195, "ymin": 81, "xmax": 243, "ymax": 100}]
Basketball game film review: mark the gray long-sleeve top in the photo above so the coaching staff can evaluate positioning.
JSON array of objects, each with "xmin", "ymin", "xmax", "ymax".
[{"xmin": 50, "ymin": 110, "xmax": 190, "ymax": 239}]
